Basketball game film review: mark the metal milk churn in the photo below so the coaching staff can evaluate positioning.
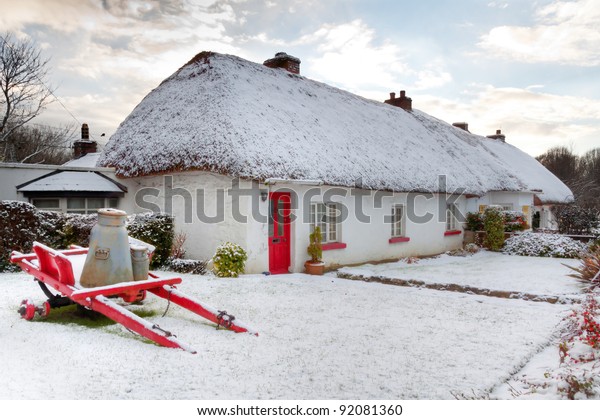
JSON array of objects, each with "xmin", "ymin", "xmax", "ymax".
[
  {"xmin": 130, "ymin": 244, "xmax": 150, "ymax": 281},
  {"xmin": 80, "ymin": 208, "xmax": 134, "ymax": 288}
]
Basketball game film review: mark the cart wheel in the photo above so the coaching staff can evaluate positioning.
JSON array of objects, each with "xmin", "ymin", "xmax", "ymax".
[
  {"xmin": 38, "ymin": 301, "xmax": 51, "ymax": 317},
  {"xmin": 18, "ymin": 299, "xmax": 36, "ymax": 321},
  {"xmin": 135, "ymin": 290, "xmax": 146, "ymax": 303}
]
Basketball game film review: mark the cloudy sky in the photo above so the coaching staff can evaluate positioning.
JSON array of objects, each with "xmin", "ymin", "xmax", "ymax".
[{"xmin": 2, "ymin": 0, "xmax": 599, "ymax": 157}]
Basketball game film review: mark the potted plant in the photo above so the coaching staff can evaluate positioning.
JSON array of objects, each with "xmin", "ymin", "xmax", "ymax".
[{"xmin": 305, "ymin": 226, "xmax": 325, "ymax": 275}]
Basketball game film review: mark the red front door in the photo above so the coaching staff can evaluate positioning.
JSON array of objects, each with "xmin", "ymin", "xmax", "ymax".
[{"xmin": 268, "ymin": 192, "xmax": 291, "ymax": 274}]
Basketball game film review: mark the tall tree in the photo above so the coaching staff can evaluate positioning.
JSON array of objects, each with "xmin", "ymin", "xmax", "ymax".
[{"xmin": 0, "ymin": 32, "xmax": 54, "ymax": 161}]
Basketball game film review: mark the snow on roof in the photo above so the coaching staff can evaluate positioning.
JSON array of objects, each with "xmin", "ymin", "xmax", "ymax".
[
  {"xmin": 62, "ymin": 152, "xmax": 101, "ymax": 168},
  {"xmin": 17, "ymin": 171, "xmax": 125, "ymax": 193},
  {"xmin": 100, "ymin": 51, "xmax": 572, "ymax": 203}
]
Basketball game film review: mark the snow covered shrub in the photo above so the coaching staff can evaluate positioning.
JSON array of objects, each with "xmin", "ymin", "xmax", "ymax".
[
  {"xmin": 212, "ymin": 242, "xmax": 247, "ymax": 278},
  {"xmin": 483, "ymin": 206, "xmax": 505, "ymax": 251},
  {"xmin": 465, "ymin": 243, "xmax": 480, "ymax": 253},
  {"xmin": 503, "ymin": 232, "xmax": 586, "ymax": 258},
  {"xmin": 37, "ymin": 211, "xmax": 96, "ymax": 248},
  {"xmin": 166, "ymin": 258, "xmax": 207, "ymax": 275},
  {"xmin": 0, "ymin": 201, "xmax": 42, "ymax": 271},
  {"xmin": 127, "ymin": 212, "xmax": 174, "ymax": 269},
  {"xmin": 465, "ymin": 212, "xmax": 484, "ymax": 232},
  {"xmin": 555, "ymin": 205, "xmax": 599, "ymax": 235}
]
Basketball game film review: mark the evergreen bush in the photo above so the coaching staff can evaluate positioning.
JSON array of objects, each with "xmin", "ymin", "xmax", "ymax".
[
  {"xmin": 0, "ymin": 201, "xmax": 42, "ymax": 271},
  {"xmin": 307, "ymin": 226, "xmax": 323, "ymax": 263},
  {"xmin": 212, "ymin": 242, "xmax": 248, "ymax": 278},
  {"xmin": 483, "ymin": 206, "xmax": 505, "ymax": 251},
  {"xmin": 126, "ymin": 212, "xmax": 174, "ymax": 269}
]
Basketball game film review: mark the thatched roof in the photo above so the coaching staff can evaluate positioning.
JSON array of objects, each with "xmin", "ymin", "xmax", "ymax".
[{"xmin": 99, "ymin": 52, "xmax": 572, "ymax": 204}]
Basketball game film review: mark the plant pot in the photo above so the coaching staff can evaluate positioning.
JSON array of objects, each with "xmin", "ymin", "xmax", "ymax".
[{"xmin": 304, "ymin": 260, "xmax": 325, "ymax": 275}]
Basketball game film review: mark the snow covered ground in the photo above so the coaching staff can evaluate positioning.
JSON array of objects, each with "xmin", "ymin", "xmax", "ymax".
[
  {"xmin": 0, "ymin": 251, "xmax": 579, "ymax": 400},
  {"xmin": 338, "ymin": 251, "xmax": 584, "ymax": 298}
]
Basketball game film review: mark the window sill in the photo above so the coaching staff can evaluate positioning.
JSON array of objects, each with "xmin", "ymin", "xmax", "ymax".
[
  {"xmin": 322, "ymin": 242, "xmax": 347, "ymax": 251},
  {"xmin": 389, "ymin": 236, "xmax": 410, "ymax": 244},
  {"xmin": 444, "ymin": 230, "xmax": 462, "ymax": 236}
]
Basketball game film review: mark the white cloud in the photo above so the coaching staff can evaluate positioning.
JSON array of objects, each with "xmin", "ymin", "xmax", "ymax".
[
  {"xmin": 293, "ymin": 20, "xmax": 452, "ymax": 97},
  {"xmin": 478, "ymin": 0, "xmax": 600, "ymax": 66},
  {"xmin": 418, "ymin": 85, "xmax": 600, "ymax": 156}
]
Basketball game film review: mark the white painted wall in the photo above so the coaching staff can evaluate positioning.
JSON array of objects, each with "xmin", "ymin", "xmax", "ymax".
[
  {"xmin": 466, "ymin": 191, "xmax": 535, "ymax": 226},
  {"xmin": 270, "ymin": 183, "xmax": 466, "ymax": 273}
]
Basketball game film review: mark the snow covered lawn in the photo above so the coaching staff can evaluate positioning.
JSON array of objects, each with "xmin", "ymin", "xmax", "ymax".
[
  {"xmin": 338, "ymin": 251, "xmax": 584, "ymax": 299},
  {"xmin": 0, "ymin": 260, "xmax": 570, "ymax": 399}
]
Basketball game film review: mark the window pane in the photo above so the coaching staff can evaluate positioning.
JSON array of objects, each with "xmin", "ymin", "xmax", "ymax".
[
  {"xmin": 277, "ymin": 199, "xmax": 284, "ymax": 236},
  {"xmin": 87, "ymin": 198, "xmax": 104, "ymax": 209},
  {"xmin": 67, "ymin": 198, "xmax": 85, "ymax": 209},
  {"xmin": 33, "ymin": 199, "xmax": 60, "ymax": 209},
  {"xmin": 108, "ymin": 198, "xmax": 119, "ymax": 208},
  {"xmin": 268, "ymin": 199, "xmax": 274, "ymax": 237},
  {"xmin": 328, "ymin": 204, "xmax": 337, "ymax": 242}
]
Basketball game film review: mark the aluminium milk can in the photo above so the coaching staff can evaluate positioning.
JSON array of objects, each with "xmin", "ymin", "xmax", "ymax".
[
  {"xmin": 80, "ymin": 208, "xmax": 134, "ymax": 288},
  {"xmin": 130, "ymin": 244, "xmax": 150, "ymax": 281}
]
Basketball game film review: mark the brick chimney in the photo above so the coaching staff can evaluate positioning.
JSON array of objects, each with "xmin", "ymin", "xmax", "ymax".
[
  {"xmin": 452, "ymin": 122, "xmax": 470, "ymax": 132},
  {"xmin": 384, "ymin": 90, "xmax": 412, "ymax": 111},
  {"xmin": 263, "ymin": 52, "xmax": 301, "ymax": 74},
  {"xmin": 73, "ymin": 123, "xmax": 98, "ymax": 159},
  {"xmin": 486, "ymin": 129, "xmax": 506, "ymax": 142}
]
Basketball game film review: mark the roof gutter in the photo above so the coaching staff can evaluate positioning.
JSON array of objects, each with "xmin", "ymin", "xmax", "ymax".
[{"xmin": 264, "ymin": 178, "xmax": 324, "ymax": 186}]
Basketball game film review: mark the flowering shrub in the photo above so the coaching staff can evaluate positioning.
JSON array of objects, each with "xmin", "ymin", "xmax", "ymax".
[
  {"xmin": 554, "ymin": 294, "xmax": 600, "ymax": 399},
  {"xmin": 465, "ymin": 210, "xmax": 527, "ymax": 232},
  {"xmin": 503, "ymin": 211, "xmax": 528, "ymax": 232},
  {"xmin": 503, "ymin": 232, "xmax": 586, "ymax": 258},
  {"xmin": 212, "ymin": 242, "xmax": 248, "ymax": 278},
  {"xmin": 465, "ymin": 212, "xmax": 484, "ymax": 232}
]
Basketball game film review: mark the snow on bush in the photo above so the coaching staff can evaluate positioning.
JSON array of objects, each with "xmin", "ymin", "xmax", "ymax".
[
  {"xmin": 0, "ymin": 201, "xmax": 175, "ymax": 272},
  {"xmin": 0, "ymin": 201, "xmax": 42, "ymax": 271},
  {"xmin": 126, "ymin": 212, "xmax": 174, "ymax": 268},
  {"xmin": 211, "ymin": 242, "xmax": 247, "ymax": 278},
  {"xmin": 165, "ymin": 258, "xmax": 207, "ymax": 275},
  {"xmin": 503, "ymin": 232, "xmax": 586, "ymax": 258}
]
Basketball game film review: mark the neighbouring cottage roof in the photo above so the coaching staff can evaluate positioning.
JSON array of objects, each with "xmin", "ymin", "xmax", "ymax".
[
  {"xmin": 62, "ymin": 152, "xmax": 101, "ymax": 168},
  {"xmin": 99, "ymin": 51, "xmax": 573, "ymax": 204},
  {"xmin": 17, "ymin": 171, "xmax": 126, "ymax": 195}
]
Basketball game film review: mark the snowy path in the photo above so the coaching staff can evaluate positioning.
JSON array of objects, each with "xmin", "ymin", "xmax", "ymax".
[{"xmin": 0, "ymin": 268, "xmax": 567, "ymax": 399}]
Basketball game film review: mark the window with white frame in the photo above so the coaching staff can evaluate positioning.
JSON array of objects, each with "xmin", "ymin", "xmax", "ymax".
[
  {"xmin": 446, "ymin": 203, "xmax": 460, "ymax": 231},
  {"xmin": 497, "ymin": 203, "xmax": 513, "ymax": 211},
  {"xmin": 310, "ymin": 202, "xmax": 340, "ymax": 243},
  {"xmin": 31, "ymin": 197, "xmax": 119, "ymax": 214},
  {"xmin": 391, "ymin": 204, "xmax": 405, "ymax": 237},
  {"xmin": 32, "ymin": 198, "xmax": 61, "ymax": 211}
]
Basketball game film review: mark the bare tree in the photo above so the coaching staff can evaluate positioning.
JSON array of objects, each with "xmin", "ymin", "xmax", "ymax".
[
  {"xmin": 3, "ymin": 123, "xmax": 76, "ymax": 164},
  {"xmin": 0, "ymin": 32, "xmax": 54, "ymax": 160},
  {"xmin": 537, "ymin": 146, "xmax": 600, "ymax": 209}
]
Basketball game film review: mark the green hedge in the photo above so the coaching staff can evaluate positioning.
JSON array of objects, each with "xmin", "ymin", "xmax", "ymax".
[
  {"xmin": 127, "ymin": 213, "xmax": 174, "ymax": 269},
  {"xmin": 0, "ymin": 201, "xmax": 174, "ymax": 271}
]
